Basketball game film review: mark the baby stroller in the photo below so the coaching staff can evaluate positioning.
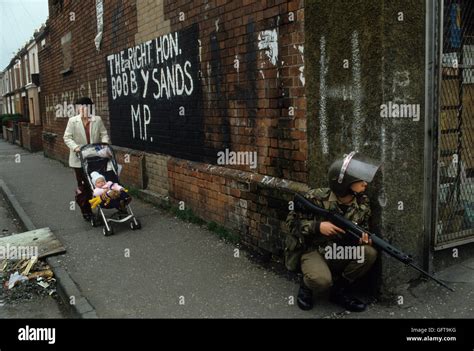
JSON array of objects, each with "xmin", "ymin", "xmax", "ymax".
[{"xmin": 79, "ymin": 143, "xmax": 142, "ymax": 236}]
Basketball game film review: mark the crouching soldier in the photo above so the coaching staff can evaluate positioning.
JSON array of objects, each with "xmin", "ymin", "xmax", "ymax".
[{"xmin": 285, "ymin": 152, "xmax": 381, "ymax": 312}]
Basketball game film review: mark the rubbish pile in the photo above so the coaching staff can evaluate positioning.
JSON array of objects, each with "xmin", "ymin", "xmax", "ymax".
[{"xmin": 0, "ymin": 256, "xmax": 57, "ymax": 303}]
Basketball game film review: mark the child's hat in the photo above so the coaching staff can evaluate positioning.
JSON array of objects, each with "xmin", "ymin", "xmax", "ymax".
[{"xmin": 91, "ymin": 171, "xmax": 105, "ymax": 185}]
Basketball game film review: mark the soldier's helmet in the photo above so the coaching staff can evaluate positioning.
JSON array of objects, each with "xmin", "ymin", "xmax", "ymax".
[{"xmin": 328, "ymin": 151, "xmax": 381, "ymax": 197}]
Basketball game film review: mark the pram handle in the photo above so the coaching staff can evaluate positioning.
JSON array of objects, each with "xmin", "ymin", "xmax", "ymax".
[
  {"xmin": 78, "ymin": 142, "xmax": 111, "ymax": 152},
  {"xmin": 78, "ymin": 143, "xmax": 119, "ymax": 177}
]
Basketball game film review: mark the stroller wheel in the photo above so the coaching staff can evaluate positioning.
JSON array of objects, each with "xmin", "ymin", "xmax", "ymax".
[
  {"xmin": 130, "ymin": 218, "xmax": 141, "ymax": 230},
  {"xmin": 103, "ymin": 225, "xmax": 114, "ymax": 236}
]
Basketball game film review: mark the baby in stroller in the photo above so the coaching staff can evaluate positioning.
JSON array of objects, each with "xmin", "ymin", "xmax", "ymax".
[
  {"xmin": 89, "ymin": 171, "xmax": 131, "ymax": 211},
  {"xmin": 80, "ymin": 143, "xmax": 141, "ymax": 235}
]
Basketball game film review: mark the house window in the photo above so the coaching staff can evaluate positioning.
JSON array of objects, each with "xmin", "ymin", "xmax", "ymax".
[
  {"xmin": 13, "ymin": 67, "xmax": 17, "ymax": 90},
  {"xmin": 18, "ymin": 60, "xmax": 22, "ymax": 87},
  {"xmin": 25, "ymin": 55, "xmax": 31, "ymax": 84},
  {"xmin": 32, "ymin": 52, "xmax": 36, "ymax": 73},
  {"xmin": 10, "ymin": 69, "xmax": 14, "ymax": 91},
  {"xmin": 29, "ymin": 97, "xmax": 35, "ymax": 123}
]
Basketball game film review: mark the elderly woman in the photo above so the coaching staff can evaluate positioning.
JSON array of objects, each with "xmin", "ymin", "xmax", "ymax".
[{"xmin": 63, "ymin": 97, "xmax": 110, "ymax": 221}]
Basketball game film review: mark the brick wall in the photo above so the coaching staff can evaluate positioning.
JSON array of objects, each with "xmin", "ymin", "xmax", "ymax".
[
  {"xmin": 167, "ymin": 157, "xmax": 308, "ymax": 252},
  {"xmin": 112, "ymin": 146, "xmax": 145, "ymax": 189},
  {"xmin": 145, "ymin": 153, "xmax": 170, "ymax": 197},
  {"xmin": 167, "ymin": 0, "xmax": 307, "ymax": 181},
  {"xmin": 20, "ymin": 124, "xmax": 43, "ymax": 152},
  {"xmin": 39, "ymin": 0, "xmax": 307, "ymax": 255}
]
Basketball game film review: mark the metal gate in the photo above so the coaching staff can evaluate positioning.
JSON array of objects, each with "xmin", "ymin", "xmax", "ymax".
[{"xmin": 435, "ymin": 0, "xmax": 474, "ymax": 249}]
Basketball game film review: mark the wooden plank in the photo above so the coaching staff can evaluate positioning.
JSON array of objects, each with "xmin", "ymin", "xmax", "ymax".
[{"xmin": 0, "ymin": 227, "xmax": 65, "ymax": 259}]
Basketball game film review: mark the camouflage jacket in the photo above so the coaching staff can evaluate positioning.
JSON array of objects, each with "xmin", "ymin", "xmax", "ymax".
[{"xmin": 284, "ymin": 188, "xmax": 371, "ymax": 271}]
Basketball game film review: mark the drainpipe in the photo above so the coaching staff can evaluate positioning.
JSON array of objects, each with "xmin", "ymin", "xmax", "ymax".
[{"xmin": 423, "ymin": 0, "xmax": 442, "ymax": 273}]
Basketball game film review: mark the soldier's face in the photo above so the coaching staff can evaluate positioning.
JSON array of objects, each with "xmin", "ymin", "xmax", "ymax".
[{"xmin": 350, "ymin": 181, "xmax": 368, "ymax": 194}]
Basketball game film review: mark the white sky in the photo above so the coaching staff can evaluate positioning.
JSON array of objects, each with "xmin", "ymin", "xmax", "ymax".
[{"xmin": 0, "ymin": 0, "xmax": 49, "ymax": 70}]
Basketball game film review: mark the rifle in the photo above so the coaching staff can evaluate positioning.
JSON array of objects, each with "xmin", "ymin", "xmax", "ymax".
[{"xmin": 294, "ymin": 193, "xmax": 454, "ymax": 292}]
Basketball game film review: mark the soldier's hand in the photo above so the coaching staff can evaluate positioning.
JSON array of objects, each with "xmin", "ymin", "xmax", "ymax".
[
  {"xmin": 359, "ymin": 232, "xmax": 372, "ymax": 245},
  {"xmin": 320, "ymin": 221, "xmax": 345, "ymax": 236}
]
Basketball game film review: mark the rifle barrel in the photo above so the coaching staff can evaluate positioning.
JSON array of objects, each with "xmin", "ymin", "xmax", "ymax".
[{"xmin": 408, "ymin": 262, "xmax": 455, "ymax": 292}]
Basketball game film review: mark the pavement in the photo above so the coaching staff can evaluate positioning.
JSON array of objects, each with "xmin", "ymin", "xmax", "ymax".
[
  {"xmin": 0, "ymin": 138, "xmax": 473, "ymax": 318},
  {"xmin": 0, "ymin": 190, "xmax": 66, "ymax": 318},
  {"xmin": 0, "ymin": 191, "xmax": 22, "ymax": 236}
]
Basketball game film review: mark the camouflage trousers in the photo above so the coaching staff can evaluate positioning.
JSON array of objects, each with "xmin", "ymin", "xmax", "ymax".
[{"xmin": 301, "ymin": 245, "xmax": 377, "ymax": 294}]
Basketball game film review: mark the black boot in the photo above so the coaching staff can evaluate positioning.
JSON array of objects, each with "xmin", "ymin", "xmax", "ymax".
[
  {"xmin": 329, "ymin": 278, "xmax": 367, "ymax": 312},
  {"xmin": 297, "ymin": 283, "xmax": 313, "ymax": 311}
]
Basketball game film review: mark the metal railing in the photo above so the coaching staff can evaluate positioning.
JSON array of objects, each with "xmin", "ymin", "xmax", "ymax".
[{"xmin": 435, "ymin": 0, "xmax": 474, "ymax": 249}]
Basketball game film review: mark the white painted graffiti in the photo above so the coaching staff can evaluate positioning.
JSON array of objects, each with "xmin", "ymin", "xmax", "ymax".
[
  {"xmin": 318, "ymin": 31, "xmax": 364, "ymax": 155},
  {"xmin": 294, "ymin": 44, "xmax": 305, "ymax": 86},
  {"xmin": 350, "ymin": 31, "xmax": 363, "ymax": 152},
  {"xmin": 107, "ymin": 31, "xmax": 194, "ymax": 102},
  {"xmin": 319, "ymin": 35, "xmax": 329, "ymax": 155},
  {"xmin": 44, "ymin": 78, "xmax": 107, "ymax": 122},
  {"xmin": 106, "ymin": 26, "xmax": 200, "ymax": 145},
  {"xmin": 258, "ymin": 29, "xmax": 279, "ymax": 66}
]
